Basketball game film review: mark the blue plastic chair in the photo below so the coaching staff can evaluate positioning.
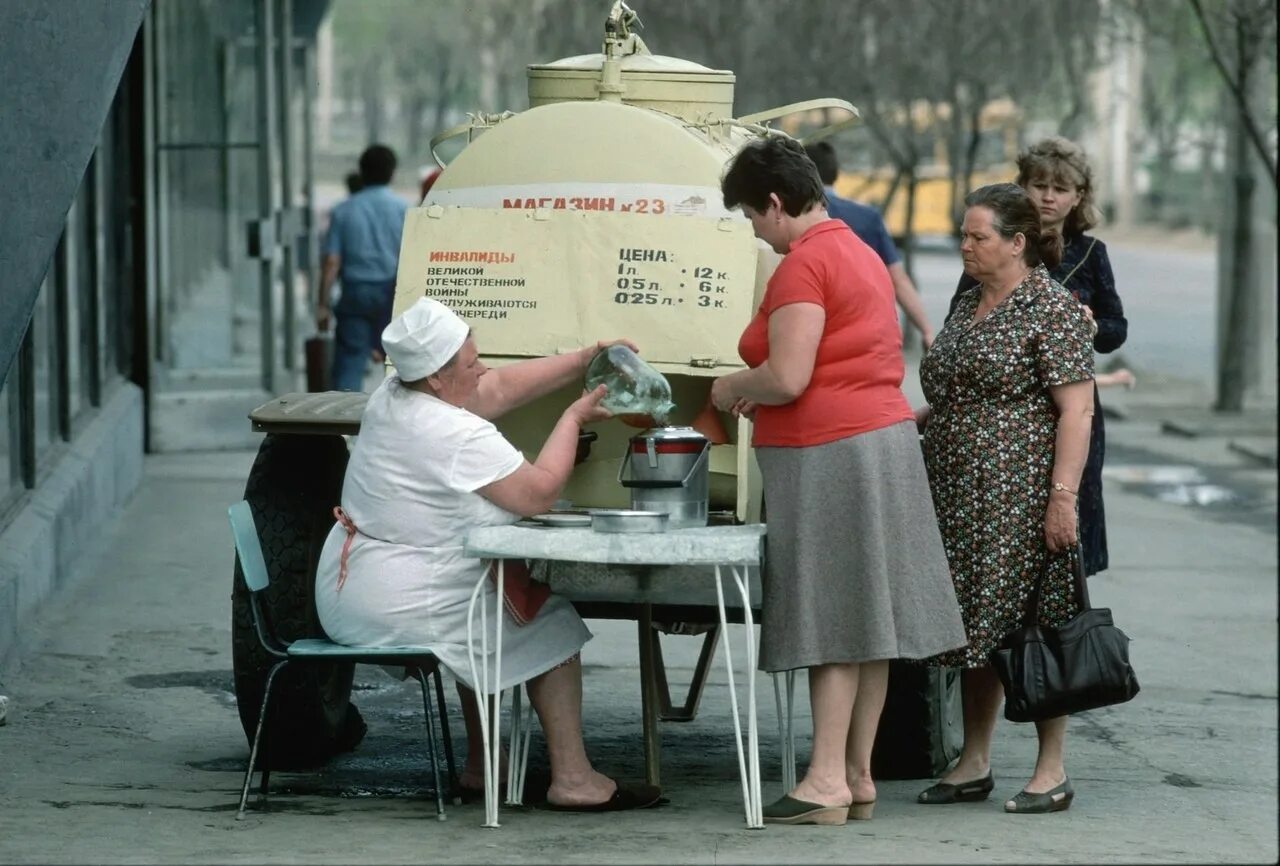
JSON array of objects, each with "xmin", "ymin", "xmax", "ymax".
[{"xmin": 228, "ymin": 500, "xmax": 459, "ymax": 820}]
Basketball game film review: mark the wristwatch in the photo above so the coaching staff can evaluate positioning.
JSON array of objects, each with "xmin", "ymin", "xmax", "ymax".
[{"xmin": 1051, "ymin": 482, "xmax": 1078, "ymax": 496}]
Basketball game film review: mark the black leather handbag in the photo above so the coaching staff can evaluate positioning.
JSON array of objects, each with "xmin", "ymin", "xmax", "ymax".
[{"xmin": 989, "ymin": 545, "xmax": 1140, "ymax": 723}]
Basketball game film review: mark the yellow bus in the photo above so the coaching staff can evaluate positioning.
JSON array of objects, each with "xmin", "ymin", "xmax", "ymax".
[{"xmin": 824, "ymin": 98, "xmax": 1022, "ymax": 239}]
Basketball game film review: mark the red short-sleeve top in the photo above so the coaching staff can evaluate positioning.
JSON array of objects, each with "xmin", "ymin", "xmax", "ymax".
[{"xmin": 738, "ymin": 219, "xmax": 912, "ymax": 447}]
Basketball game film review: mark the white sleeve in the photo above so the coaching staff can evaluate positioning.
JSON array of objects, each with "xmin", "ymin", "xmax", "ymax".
[{"xmin": 448, "ymin": 421, "xmax": 526, "ymax": 493}]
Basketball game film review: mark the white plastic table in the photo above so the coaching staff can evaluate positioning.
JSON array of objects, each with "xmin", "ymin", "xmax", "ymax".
[{"xmin": 462, "ymin": 523, "xmax": 767, "ymax": 829}]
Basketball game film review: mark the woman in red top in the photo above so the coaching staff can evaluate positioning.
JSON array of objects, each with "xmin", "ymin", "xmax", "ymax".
[{"xmin": 711, "ymin": 136, "xmax": 966, "ymax": 825}]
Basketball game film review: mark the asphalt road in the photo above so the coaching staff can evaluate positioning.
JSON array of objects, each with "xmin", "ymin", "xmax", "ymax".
[{"xmin": 909, "ymin": 229, "xmax": 1219, "ymax": 389}]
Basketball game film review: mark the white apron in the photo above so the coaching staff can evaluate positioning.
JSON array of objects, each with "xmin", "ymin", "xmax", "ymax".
[{"xmin": 314, "ymin": 377, "xmax": 591, "ymax": 693}]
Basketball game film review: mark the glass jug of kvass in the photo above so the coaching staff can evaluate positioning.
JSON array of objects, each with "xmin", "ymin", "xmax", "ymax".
[{"xmin": 584, "ymin": 344, "xmax": 676, "ymax": 426}]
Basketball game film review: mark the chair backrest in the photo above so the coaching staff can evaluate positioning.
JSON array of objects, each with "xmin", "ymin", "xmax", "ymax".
[
  {"xmin": 229, "ymin": 500, "xmax": 271, "ymax": 592},
  {"xmin": 229, "ymin": 500, "xmax": 289, "ymax": 657}
]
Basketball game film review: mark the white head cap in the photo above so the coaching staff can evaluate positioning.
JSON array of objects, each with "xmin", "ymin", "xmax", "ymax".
[{"xmin": 381, "ymin": 298, "xmax": 470, "ymax": 381}]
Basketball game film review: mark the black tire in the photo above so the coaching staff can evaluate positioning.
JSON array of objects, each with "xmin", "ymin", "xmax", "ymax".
[{"xmin": 231, "ymin": 432, "xmax": 367, "ymax": 770}]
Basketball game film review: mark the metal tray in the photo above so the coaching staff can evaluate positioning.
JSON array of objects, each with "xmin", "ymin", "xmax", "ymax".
[
  {"xmin": 590, "ymin": 509, "xmax": 670, "ymax": 534},
  {"xmin": 531, "ymin": 511, "xmax": 593, "ymax": 528}
]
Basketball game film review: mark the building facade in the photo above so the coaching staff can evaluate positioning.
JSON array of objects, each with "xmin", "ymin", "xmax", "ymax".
[{"xmin": 0, "ymin": 0, "xmax": 329, "ymax": 668}]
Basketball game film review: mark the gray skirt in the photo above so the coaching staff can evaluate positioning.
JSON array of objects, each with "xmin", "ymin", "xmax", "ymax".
[{"xmin": 755, "ymin": 420, "xmax": 967, "ymax": 672}]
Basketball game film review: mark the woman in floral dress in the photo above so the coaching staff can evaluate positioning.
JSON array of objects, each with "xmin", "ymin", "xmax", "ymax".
[
  {"xmin": 950, "ymin": 137, "xmax": 1127, "ymax": 576},
  {"xmin": 915, "ymin": 184, "xmax": 1096, "ymax": 814}
]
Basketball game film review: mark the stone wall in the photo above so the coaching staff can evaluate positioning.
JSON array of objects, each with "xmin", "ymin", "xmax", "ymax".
[{"xmin": 0, "ymin": 384, "xmax": 144, "ymax": 671}]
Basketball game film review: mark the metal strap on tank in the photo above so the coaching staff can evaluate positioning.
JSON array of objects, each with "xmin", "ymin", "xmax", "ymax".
[
  {"xmin": 428, "ymin": 111, "xmax": 519, "ymax": 170},
  {"xmin": 736, "ymin": 98, "xmax": 861, "ymax": 144}
]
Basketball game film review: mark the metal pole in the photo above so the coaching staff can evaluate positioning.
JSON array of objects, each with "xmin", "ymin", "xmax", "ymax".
[
  {"xmin": 152, "ymin": 0, "xmax": 169, "ymax": 366},
  {"xmin": 140, "ymin": 2, "xmax": 159, "ymax": 448},
  {"xmin": 255, "ymin": 0, "xmax": 277, "ymax": 392},
  {"xmin": 299, "ymin": 40, "xmax": 317, "ymax": 332},
  {"xmin": 276, "ymin": 0, "xmax": 296, "ymax": 373},
  {"xmin": 221, "ymin": 39, "xmax": 236, "ymax": 269},
  {"xmin": 89, "ymin": 146, "xmax": 104, "ymax": 408}
]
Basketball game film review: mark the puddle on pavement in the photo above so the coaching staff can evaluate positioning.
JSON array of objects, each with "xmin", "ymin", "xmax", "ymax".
[{"xmin": 1103, "ymin": 459, "xmax": 1268, "ymax": 522}]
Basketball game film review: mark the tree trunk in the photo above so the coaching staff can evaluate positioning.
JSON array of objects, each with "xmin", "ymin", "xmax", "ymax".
[
  {"xmin": 879, "ymin": 166, "xmax": 905, "ymax": 226},
  {"xmin": 901, "ymin": 165, "xmax": 921, "ymax": 352},
  {"xmin": 1214, "ymin": 22, "xmax": 1257, "ymax": 413},
  {"xmin": 361, "ymin": 61, "xmax": 383, "ymax": 143},
  {"xmin": 957, "ymin": 96, "xmax": 985, "ymax": 239},
  {"xmin": 404, "ymin": 93, "xmax": 428, "ymax": 159}
]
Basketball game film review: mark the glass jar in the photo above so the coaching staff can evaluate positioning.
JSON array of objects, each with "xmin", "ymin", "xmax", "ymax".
[{"xmin": 584, "ymin": 344, "xmax": 676, "ymax": 425}]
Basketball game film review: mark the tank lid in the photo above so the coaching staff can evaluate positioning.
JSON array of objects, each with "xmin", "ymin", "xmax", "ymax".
[{"xmin": 529, "ymin": 52, "xmax": 732, "ymax": 77}]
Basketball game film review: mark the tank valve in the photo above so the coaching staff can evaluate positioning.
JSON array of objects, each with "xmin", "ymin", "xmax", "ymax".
[{"xmin": 598, "ymin": 1, "xmax": 650, "ymax": 101}]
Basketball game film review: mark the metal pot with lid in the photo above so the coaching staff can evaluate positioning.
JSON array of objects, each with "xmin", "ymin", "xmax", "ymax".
[{"xmin": 617, "ymin": 426, "xmax": 710, "ymax": 529}]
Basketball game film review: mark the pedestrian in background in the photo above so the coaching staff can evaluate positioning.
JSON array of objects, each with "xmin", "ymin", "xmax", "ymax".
[
  {"xmin": 949, "ymin": 136, "xmax": 1126, "ymax": 576},
  {"xmin": 711, "ymin": 136, "xmax": 966, "ymax": 826},
  {"xmin": 804, "ymin": 141, "xmax": 936, "ymax": 350},
  {"xmin": 315, "ymin": 144, "xmax": 409, "ymax": 391},
  {"xmin": 917, "ymin": 183, "xmax": 1095, "ymax": 814}
]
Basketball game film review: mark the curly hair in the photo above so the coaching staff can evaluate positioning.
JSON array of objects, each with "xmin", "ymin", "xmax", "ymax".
[{"xmin": 1015, "ymin": 136, "xmax": 1100, "ymax": 235}]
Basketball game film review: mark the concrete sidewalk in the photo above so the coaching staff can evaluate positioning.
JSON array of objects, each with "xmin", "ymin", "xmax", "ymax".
[{"xmin": 0, "ymin": 396, "xmax": 1275, "ymax": 864}]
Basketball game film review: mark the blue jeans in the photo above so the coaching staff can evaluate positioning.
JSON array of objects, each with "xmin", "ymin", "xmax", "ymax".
[{"xmin": 332, "ymin": 280, "xmax": 394, "ymax": 391}]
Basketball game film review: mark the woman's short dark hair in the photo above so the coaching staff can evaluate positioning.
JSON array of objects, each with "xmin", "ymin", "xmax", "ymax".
[
  {"xmin": 722, "ymin": 136, "xmax": 825, "ymax": 217},
  {"xmin": 1015, "ymin": 136, "xmax": 1101, "ymax": 235},
  {"xmin": 358, "ymin": 144, "xmax": 397, "ymax": 186},
  {"xmin": 964, "ymin": 182, "xmax": 1063, "ymax": 270}
]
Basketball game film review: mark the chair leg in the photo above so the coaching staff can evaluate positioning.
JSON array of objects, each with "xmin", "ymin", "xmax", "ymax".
[
  {"xmin": 431, "ymin": 665, "xmax": 461, "ymax": 805},
  {"xmin": 415, "ymin": 670, "xmax": 447, "ymax": 821},
  {"xmin": 238, "ymin": 660, "xmax": 288, "ymax": 820}
]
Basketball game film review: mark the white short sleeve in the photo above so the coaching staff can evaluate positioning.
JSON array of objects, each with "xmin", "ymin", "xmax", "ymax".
[{"xmin": 449, "ymin": 422, "xmax": 525, "ymax": 492}]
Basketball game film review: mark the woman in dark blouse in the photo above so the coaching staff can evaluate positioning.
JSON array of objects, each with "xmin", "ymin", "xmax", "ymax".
[{"xmin": 949, "ymin": 137, "xmax": 1126, "ymax": 576}]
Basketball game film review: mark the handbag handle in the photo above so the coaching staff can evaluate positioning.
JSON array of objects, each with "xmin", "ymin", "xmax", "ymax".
[{"xmin": 1022, "ymin": 543, "xmax": 1091, "ymax": 626}]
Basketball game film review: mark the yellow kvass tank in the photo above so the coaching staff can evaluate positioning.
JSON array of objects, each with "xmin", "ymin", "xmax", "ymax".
[{"xmin": 393, "ymin": 1, "xmax": 857, "ymax": 521}]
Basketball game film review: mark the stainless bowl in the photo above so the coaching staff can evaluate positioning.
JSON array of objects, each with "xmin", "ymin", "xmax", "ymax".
[{"xmin": 590, "ymin": 509, "xmax": 670, "ymax": 534}]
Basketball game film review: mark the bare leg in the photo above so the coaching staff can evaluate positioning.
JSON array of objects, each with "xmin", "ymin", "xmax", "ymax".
[
  {"xmin": 524, "ymin": 656, "xmax": 616, "ymax": 806},
  {"xmin": 844, "ymin": 660, "xmax": 889, "ymax": 804},
  {"xmin": 1022, "ymin": 715, "xmax": 1068, "ymax": 793},
  {"xmin": 940, "ymin": 665, "xmax": 1003, "ymax": 783},
  {"xmin": 455, "ymin": 683, "xmax": 505, "ymax": 789},
  {"xmin": 790, "ymin": 663, "xmax": 857, "ymax": 807}
]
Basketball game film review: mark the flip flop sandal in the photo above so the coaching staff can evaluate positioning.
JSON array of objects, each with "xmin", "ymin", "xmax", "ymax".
[{"xmin": 544, "ymin": 781, "xmax": 662, "ymax": 813}]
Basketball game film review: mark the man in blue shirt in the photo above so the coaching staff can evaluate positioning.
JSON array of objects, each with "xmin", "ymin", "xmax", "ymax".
[
  {"xmin": 316, "ymin": 144, "xmax": 410, "ymax": 390},
  {"xmin": 804, "ymin": 142, "xmax": 934, "ymax": 350}
]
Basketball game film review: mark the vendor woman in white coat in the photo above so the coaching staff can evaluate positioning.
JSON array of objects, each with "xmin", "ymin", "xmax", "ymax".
[{"xmin": 315, "ymin": 297, "xmax": 660, "ymax": 812}]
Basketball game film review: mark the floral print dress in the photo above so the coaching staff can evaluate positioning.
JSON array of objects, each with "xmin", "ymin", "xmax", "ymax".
[
  {"xmin": 952, "ymin": 234, "xmax": 1127, "ymax": 576},
  {"xmin": 921, "ymin": 266, "xmax": 1095, "ymax": 668}
]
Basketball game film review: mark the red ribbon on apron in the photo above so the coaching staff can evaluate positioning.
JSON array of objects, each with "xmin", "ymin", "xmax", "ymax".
[
  {"xmin": 333, "ymin": 506, "xmax": 358, "ymax": 592},
  {"xmin": 488, "ymin": 558, "xmax": 550, "ymax": 627}
]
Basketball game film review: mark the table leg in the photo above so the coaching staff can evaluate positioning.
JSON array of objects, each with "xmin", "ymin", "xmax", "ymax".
[
  {"xmin": 785, "ymin": 670, "xmax": 796, "ymax": 793},
  {"xmin": 714, "ymin": 564, "xmax": 764, "ymax": 829},
  {"xmin": 730, "ymin": 565, "xmax": 764, "ymax": 827},
  {"xmin": 655, "ymin": 628, "xmax": 719, "ymax": 722},
  {"xmin": 637, "ymin": 603, "xmax": 661, "ymax": 787}
]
